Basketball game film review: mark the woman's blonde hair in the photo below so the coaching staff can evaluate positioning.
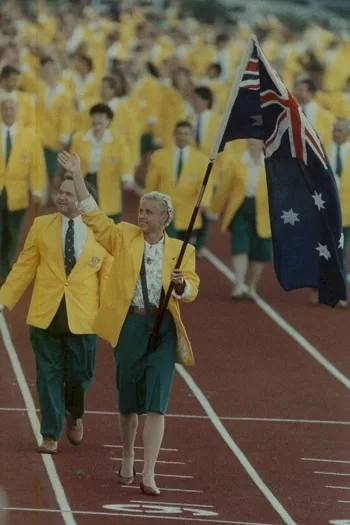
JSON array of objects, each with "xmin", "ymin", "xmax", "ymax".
[{"xmin": 141, "ymin": 191, "xmax": 175, "ymax": 227}]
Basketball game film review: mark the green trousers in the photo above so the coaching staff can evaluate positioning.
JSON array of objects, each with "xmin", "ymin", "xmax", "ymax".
[
  {"xmin": 0, "ymin": 189, "xmax": 26, "ymax": 280},
  {"xmin": 29, "ymin": 325, "xmax": 97, "ymax": 440}
]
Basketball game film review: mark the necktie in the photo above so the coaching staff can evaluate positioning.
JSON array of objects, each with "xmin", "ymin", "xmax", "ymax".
[
  {"xmin": 64, "ymin": 219, "xmax": 76, "ymax": 275},
  {"xmin": 335, "ymin": 145, "xmax": 343, "ymax": 177},
  {"xmin": 176, "ymin": 149, "xmax": 183, "ymax": 181},
  {"xmin": 195, "ymin": 114, "xmax": 201, "ymax": 146},
  {"xmin": 5, "ymin": 129, "xmax": 11, "ymax": 165}
]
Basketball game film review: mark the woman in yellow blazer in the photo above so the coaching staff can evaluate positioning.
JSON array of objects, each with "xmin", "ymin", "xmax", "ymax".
[
  {"xmin": 58, "ymin": 149, "xmax": 199, "ymax": 497},
  {"xmin": 70, "ymin": 103, "xmax": 133, "ymax": 222},
  {"xmin": 209, "ymin": 139, "xmax": 272, "ymax": 299},
  {"xmin": 0, "ymin": 66, "xmax": 36, "ymax": 128}
]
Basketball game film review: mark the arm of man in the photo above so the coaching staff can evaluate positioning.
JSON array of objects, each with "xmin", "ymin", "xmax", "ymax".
[
  {"xmin": 30, "ymin": 134, "xmax": 47, "ymax": 204},
  {"xmin": 57, "ymin": 151, "xmax": 120, "ymax": 255},
  {"xmin": 0, "ymin": 222, "xmax": 40, "ymax": 310},
  {"xmin": 171, "ymin": 245, "xmax": 199, "ymax": 303},
  {"xmin": 144, "ymin": 152, "xmax": 161, "ymax": 194}
]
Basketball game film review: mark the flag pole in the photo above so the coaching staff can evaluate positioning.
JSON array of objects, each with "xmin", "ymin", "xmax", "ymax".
[{"xmin": 148, "ymin": 36, "xmax": 257, "ymax": 352}]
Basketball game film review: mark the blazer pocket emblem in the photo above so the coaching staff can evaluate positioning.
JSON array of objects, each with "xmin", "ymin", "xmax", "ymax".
[
  {"xmin": 21, "ymin": 154, "xmax": 29, "ymax": 162},
  {"xmin": 108, "ymin": 156, "xmax": 117, "ymax": 164},
  {"xmin": 88, "ymin": 256, "xmax": 100, "ymax": 268}
]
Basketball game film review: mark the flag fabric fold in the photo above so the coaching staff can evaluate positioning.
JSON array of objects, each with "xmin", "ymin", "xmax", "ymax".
[{"xmin": 212, "ymin": 35, "xmax": 346, "ymax": 307}]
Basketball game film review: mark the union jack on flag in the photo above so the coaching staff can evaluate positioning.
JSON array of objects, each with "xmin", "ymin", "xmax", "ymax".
[{"xmin": 213, "ymin": 36, "xmax": 346, "ymax": 307}]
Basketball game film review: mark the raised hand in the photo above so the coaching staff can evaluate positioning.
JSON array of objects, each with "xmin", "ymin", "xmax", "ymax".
[{"xmin": 57, "ymin": 151, "xmax": 81, "ymax": 176}]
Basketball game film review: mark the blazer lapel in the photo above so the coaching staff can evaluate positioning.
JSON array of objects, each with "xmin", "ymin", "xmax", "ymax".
[
  {"xmin": 48, "ymin": 214, "xmax": 66, "ymax": 278},
  {"xmin": 130, "ymin": 230, "xmax": 144, "ymax": 281},
  {"xmin": 0, "ymin": 130, "xmax": 4, "ymax": 172}
]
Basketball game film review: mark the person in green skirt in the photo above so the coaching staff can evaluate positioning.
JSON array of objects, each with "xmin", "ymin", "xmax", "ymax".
[
  {"xmin": 0, "ymin": 177, "xmax": 111, "ymax": 454},
  {"xmin": 209, "ymin": 139, "xmax": 272, "ymax": 298},
  {"xmin": 58, "ymin": 150, "xmax": 200, "ymax": 497}
]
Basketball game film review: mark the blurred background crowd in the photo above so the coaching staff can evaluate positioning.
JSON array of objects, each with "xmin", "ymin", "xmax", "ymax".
[{"xmin": 0, "ymin": 0, "xmax": 349, "ymax": 303}]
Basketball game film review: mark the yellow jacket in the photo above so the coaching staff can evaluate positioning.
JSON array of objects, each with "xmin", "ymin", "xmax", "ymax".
[
  {"xmin": 0, "ymin": 126, "xmax": 46, "ymax": 211},
  {"xmin": 210, "ymin": 152, "xmax": 271, "ymax": 238},
  {"xmin": 0, "ymin": 213, "xmax": 112, "ymax": 334},
  {"xmin": 70, "ymin": 129, "xmax": 133, "ymax": 216},
  {"xmin": 305, "ymin": 101, "xmax": 334, "ymax": 150},
  {"xmin": 34, "ymin": 82, "xmax": 74, "ymax": 151},
  {"xmin": 145, "ymin": 146, "xmax": 212, "ymax": 231},
  {"xmin": 80, "ymin": 210, "xmax": 199, "ymax": 366},
  {"xmin": 326, "ymin": 142, "xmax": 350, "ymax": 227},
  {"xmin": 76, "ymin": 97, "xmax": 140, "ymax": 167}
]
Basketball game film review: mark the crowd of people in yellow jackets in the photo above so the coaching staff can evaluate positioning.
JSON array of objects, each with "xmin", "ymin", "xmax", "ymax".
[{"xmin": 0, "ymin": 0, "xmax": 350, "ymax": 305}]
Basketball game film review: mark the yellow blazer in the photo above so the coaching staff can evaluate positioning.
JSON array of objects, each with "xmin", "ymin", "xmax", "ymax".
[
  {"xmin": 0, "ymin": 126, "xmax": 46, "ymax": 211},
  {"xmin": 0, "ymin": 213, "xmax": 112, "ymax": 333},
  {"xmin": 76, "ymin": 97, "xmax": 140, "ymax": 168},
  {"xmin": 128, "ymin": 75, "xmax": 164, "ymax": 136},
  {"xmin": 307, "ymin": 103, "xmax": 334, "ymax": 150},
  {"xmin": 80, "ymin": 209, "xmax": 199, "ymax": 366},
  {"xmin": 70, "ymin": 130, "xmax": 133, "ymax": 217},
  {"xmin": 210, "ymin": 153, "xmax": 271, "ymax": 238},
  {"xmin": 326, "ymin": 142, "xmax": 350, "ymax": 227},
  {"xmin": 34, "ymin": 82, "xmax": 74, "ymax": 151},
  {"xmin": 145, "ymin": 146, "xmax": 212, "ymax": 231}
]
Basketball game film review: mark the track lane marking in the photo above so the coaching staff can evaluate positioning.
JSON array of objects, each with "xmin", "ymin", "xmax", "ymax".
[{"xmin": 0, "ymin": 313, "xmax": 76, "ymax": 525}]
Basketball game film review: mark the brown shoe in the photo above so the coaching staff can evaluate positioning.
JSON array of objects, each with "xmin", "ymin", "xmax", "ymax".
[
  {"xmin": 65, "ymin": 413, "xmax": 83, "ymax": 446},
  {"xmin": 38, "ymin": 438, "xmax": 58, "ymax": 454}
]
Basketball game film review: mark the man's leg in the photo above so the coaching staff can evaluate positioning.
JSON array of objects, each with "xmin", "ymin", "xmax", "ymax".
[
  {"xmin": 64, "ymin": 333, "xmax": 98, "ymax": 445},
  {"xmin": 29, "ymin": 326, "xmax": 66, "ymax": 450},
  {"xmin": 7, "ymin": 207, "xmax": 26, "ymax": 270}
]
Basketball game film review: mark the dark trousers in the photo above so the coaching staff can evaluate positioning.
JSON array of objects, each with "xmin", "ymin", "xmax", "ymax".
[
  {"xmin": 29, "ymin": 298, "xmax": 97, "ymax": 440},
  {"xmin": 0, "ymin": 189, "xmax": 26, "ymax": 279},
  {"xmin": 166, "ymin": 221, "xmax": 199, "ymax": 243}
]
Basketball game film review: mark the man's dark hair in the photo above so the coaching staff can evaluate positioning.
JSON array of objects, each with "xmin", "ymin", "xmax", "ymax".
[
  {"xmin": 89, "ymin": 103, "xmax": 114, "ymax": 120},
  {"xmin": 193, "ymin": 86, "xmax": 213, "ymax": 109},
  {"xmin": 0, "ymin": 65, "xmax": 20, "ymax": 79},
  {"xmin": 102, "ymin": 72, "xmax": 128, "ymax": 97},
  {"xmin": 63, "ymin": 174, "xmax": 97, "ymax": 201},
  {"xmin": 40, "ymin": 56, "xmax": 55, "ymax": 68},
  {"xmin": 175, "ymin": 120, "xmax": 193, "ymax": 131},
  {"xmin": 79, "ymin": 55, "xmax": 93, "ymax": 72},
  {"xmin": 207, "ymin": 62, "xmax": 222, "ymax": 77}
]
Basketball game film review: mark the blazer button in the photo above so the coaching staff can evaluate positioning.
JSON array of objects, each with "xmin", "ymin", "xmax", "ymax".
[{"xmin": 65, "ymin": 282, "xmax": 68, "ymax": 286}]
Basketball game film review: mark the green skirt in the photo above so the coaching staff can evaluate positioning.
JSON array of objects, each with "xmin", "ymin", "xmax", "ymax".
[
  {"xmin": 44, "ymin": 148, "xmax": 58, "ymax": 178},
  {"xmin": 230, "ymin": 197, "xmax": 272, "ymax": 262},
  {"xmin": 114, "ymin": 310, "xmax": 177, "ymax": 415}
]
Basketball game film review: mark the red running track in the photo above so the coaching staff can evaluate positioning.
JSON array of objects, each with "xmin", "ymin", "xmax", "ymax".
[{"xmin": 1, "ymin": 191, "xmax": 350, "ymax": 525}]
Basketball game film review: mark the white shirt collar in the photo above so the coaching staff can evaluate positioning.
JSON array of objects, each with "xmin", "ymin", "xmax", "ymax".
[
  {"xmin": 61, "ymin": 214, "xmax": 83, "ymax": 224},
  {"xmin": 83, "ymin": 128, "xmax": 113, "ymax": 143},
  {"xmin": 241, "ymin": 151, "xmax": 264, "ymax": 166},
  {"xmin": 144, "ymin": 235, "xmax": 164, "ymax": 248},
  {"xmin": 1, "ymin": 122, "xmax": 16, "ymax": 133}
]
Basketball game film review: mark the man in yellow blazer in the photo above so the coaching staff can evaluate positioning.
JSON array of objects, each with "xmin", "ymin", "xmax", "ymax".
[
  {"xmin": 293, "ymin": 77, "xmax": 333, "ymax": 149},
  {"xmin": 145, "ymin": 120, "xmax": 212, "ymax": 241},
  {"xmin": 0, "ymin": 98, "xmax": 46, "ymax": 285},
  {"xmin": 58, "ymin": 149, "xmax": 199, "ymax": 497},
  {"xmin": 70, "ymin": 103, "xmax": 133, "ymax": 222},
  {"xmin": 0, "ymin": 65, "xmax": 36, "ymax": 128},
  {"xmin": 0, "ymin": 177, "xmax": 111, "ymax": 454}
]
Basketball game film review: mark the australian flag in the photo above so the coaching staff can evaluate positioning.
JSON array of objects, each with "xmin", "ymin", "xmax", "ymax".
[{"xmin": 213, "ymin": 36, "xmax": 346, "ymax": 307}]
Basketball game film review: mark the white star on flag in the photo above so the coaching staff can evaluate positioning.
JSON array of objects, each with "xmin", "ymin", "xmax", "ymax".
[
  {"xmin": 339, "ymin": 232, "xmax": 344, "ymax": 249},
  {"xmin": 316, "ymin": 243, "xmax": 331, "ymax": 260},
  {"xmin": 281, "ymin": 209, "xmax": 300, "ymax": 225},
  {"xmin": 312, "ymin": 191, "xmax": 325, "ymax": 211}
]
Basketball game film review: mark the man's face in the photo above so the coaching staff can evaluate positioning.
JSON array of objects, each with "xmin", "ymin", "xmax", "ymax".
[
  {"xmin": 41, "ymin": 62, "xmax": 59, "ymax": 85},
  {"xmin": 332, "ymin": 120, "xmax": 349, "ymax": 144},
  {"xmin": 0, "ymin": 99, "xmax": 17, "ymax": 125},
  {"xmin": 174, "ymin": 125, "xmax": 192, "ymax": 148},
  {"xmin": 192, "ymin": 93, "xmax": 207, "ymax": 114},
  {"xmin": 100, "ymin": 80, "xmax": 116, "ymax": 101},
  {"xmin": 137, "ymin": 198, "xmax": 167, "ymax": 234},
  {"xmin": 91, "ymin": 112, "xmax": 110, "ymax": 134},
  {"xmin": 56, "ymin": 179, "xmax": 79, "ymax": 217},
  {"xmin": 2, "ymin": 73, "xmax": 19, "ymax": 92},
  {"xmin": 293, "ymin": 82, "xmax": 312, "ymax": 105},
  {"xmin": 247, "ymin": 138, "xmax": 264, "ymax": 156}
]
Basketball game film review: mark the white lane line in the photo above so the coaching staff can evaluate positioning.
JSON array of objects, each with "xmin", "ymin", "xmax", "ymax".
[
  {"xmin": 105, "ymin": 444, "xmax": 178, "ymax": 452},
  {"xmin": 3, "ymin": 507, "xmax": 277, "ymax": 524},
  {"xmin": 0, "ymin": 313, "xmax": 76, "ymax": 525},
  {"xmin": 314, "ymin": 472, "xmax": 350, "ymax": 476},
  {"xmin": 3, "ymin": 408, "xmax": 350, "ymax": 425},
  {"xmin": 123, "ymin": 486, "xmax": 203, "ymax": 493},
  {"xmin": 203, "ymin": 247, "xmax": 350, "ymax": 390},
  {"xmin": 302, "ymin": 458, "xmax": 350, "ymax": 464},
  {"xmin": 110, "ymin": 457, "xmax": 185, "ymax": 465},
  {"xmin": 117, "ymin": 473, "xmax": 194, "ymax": 479},
  {"xmin": 326, "ymin": 486, "xmax": 350, "ymax": 490},
  {"xmin": 176, "ymin": 364, "xmax": 296, "ymax": 525},
  {"xmin": 131, "ymin": 500, "xmax": 213, "ymax": 506}
]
